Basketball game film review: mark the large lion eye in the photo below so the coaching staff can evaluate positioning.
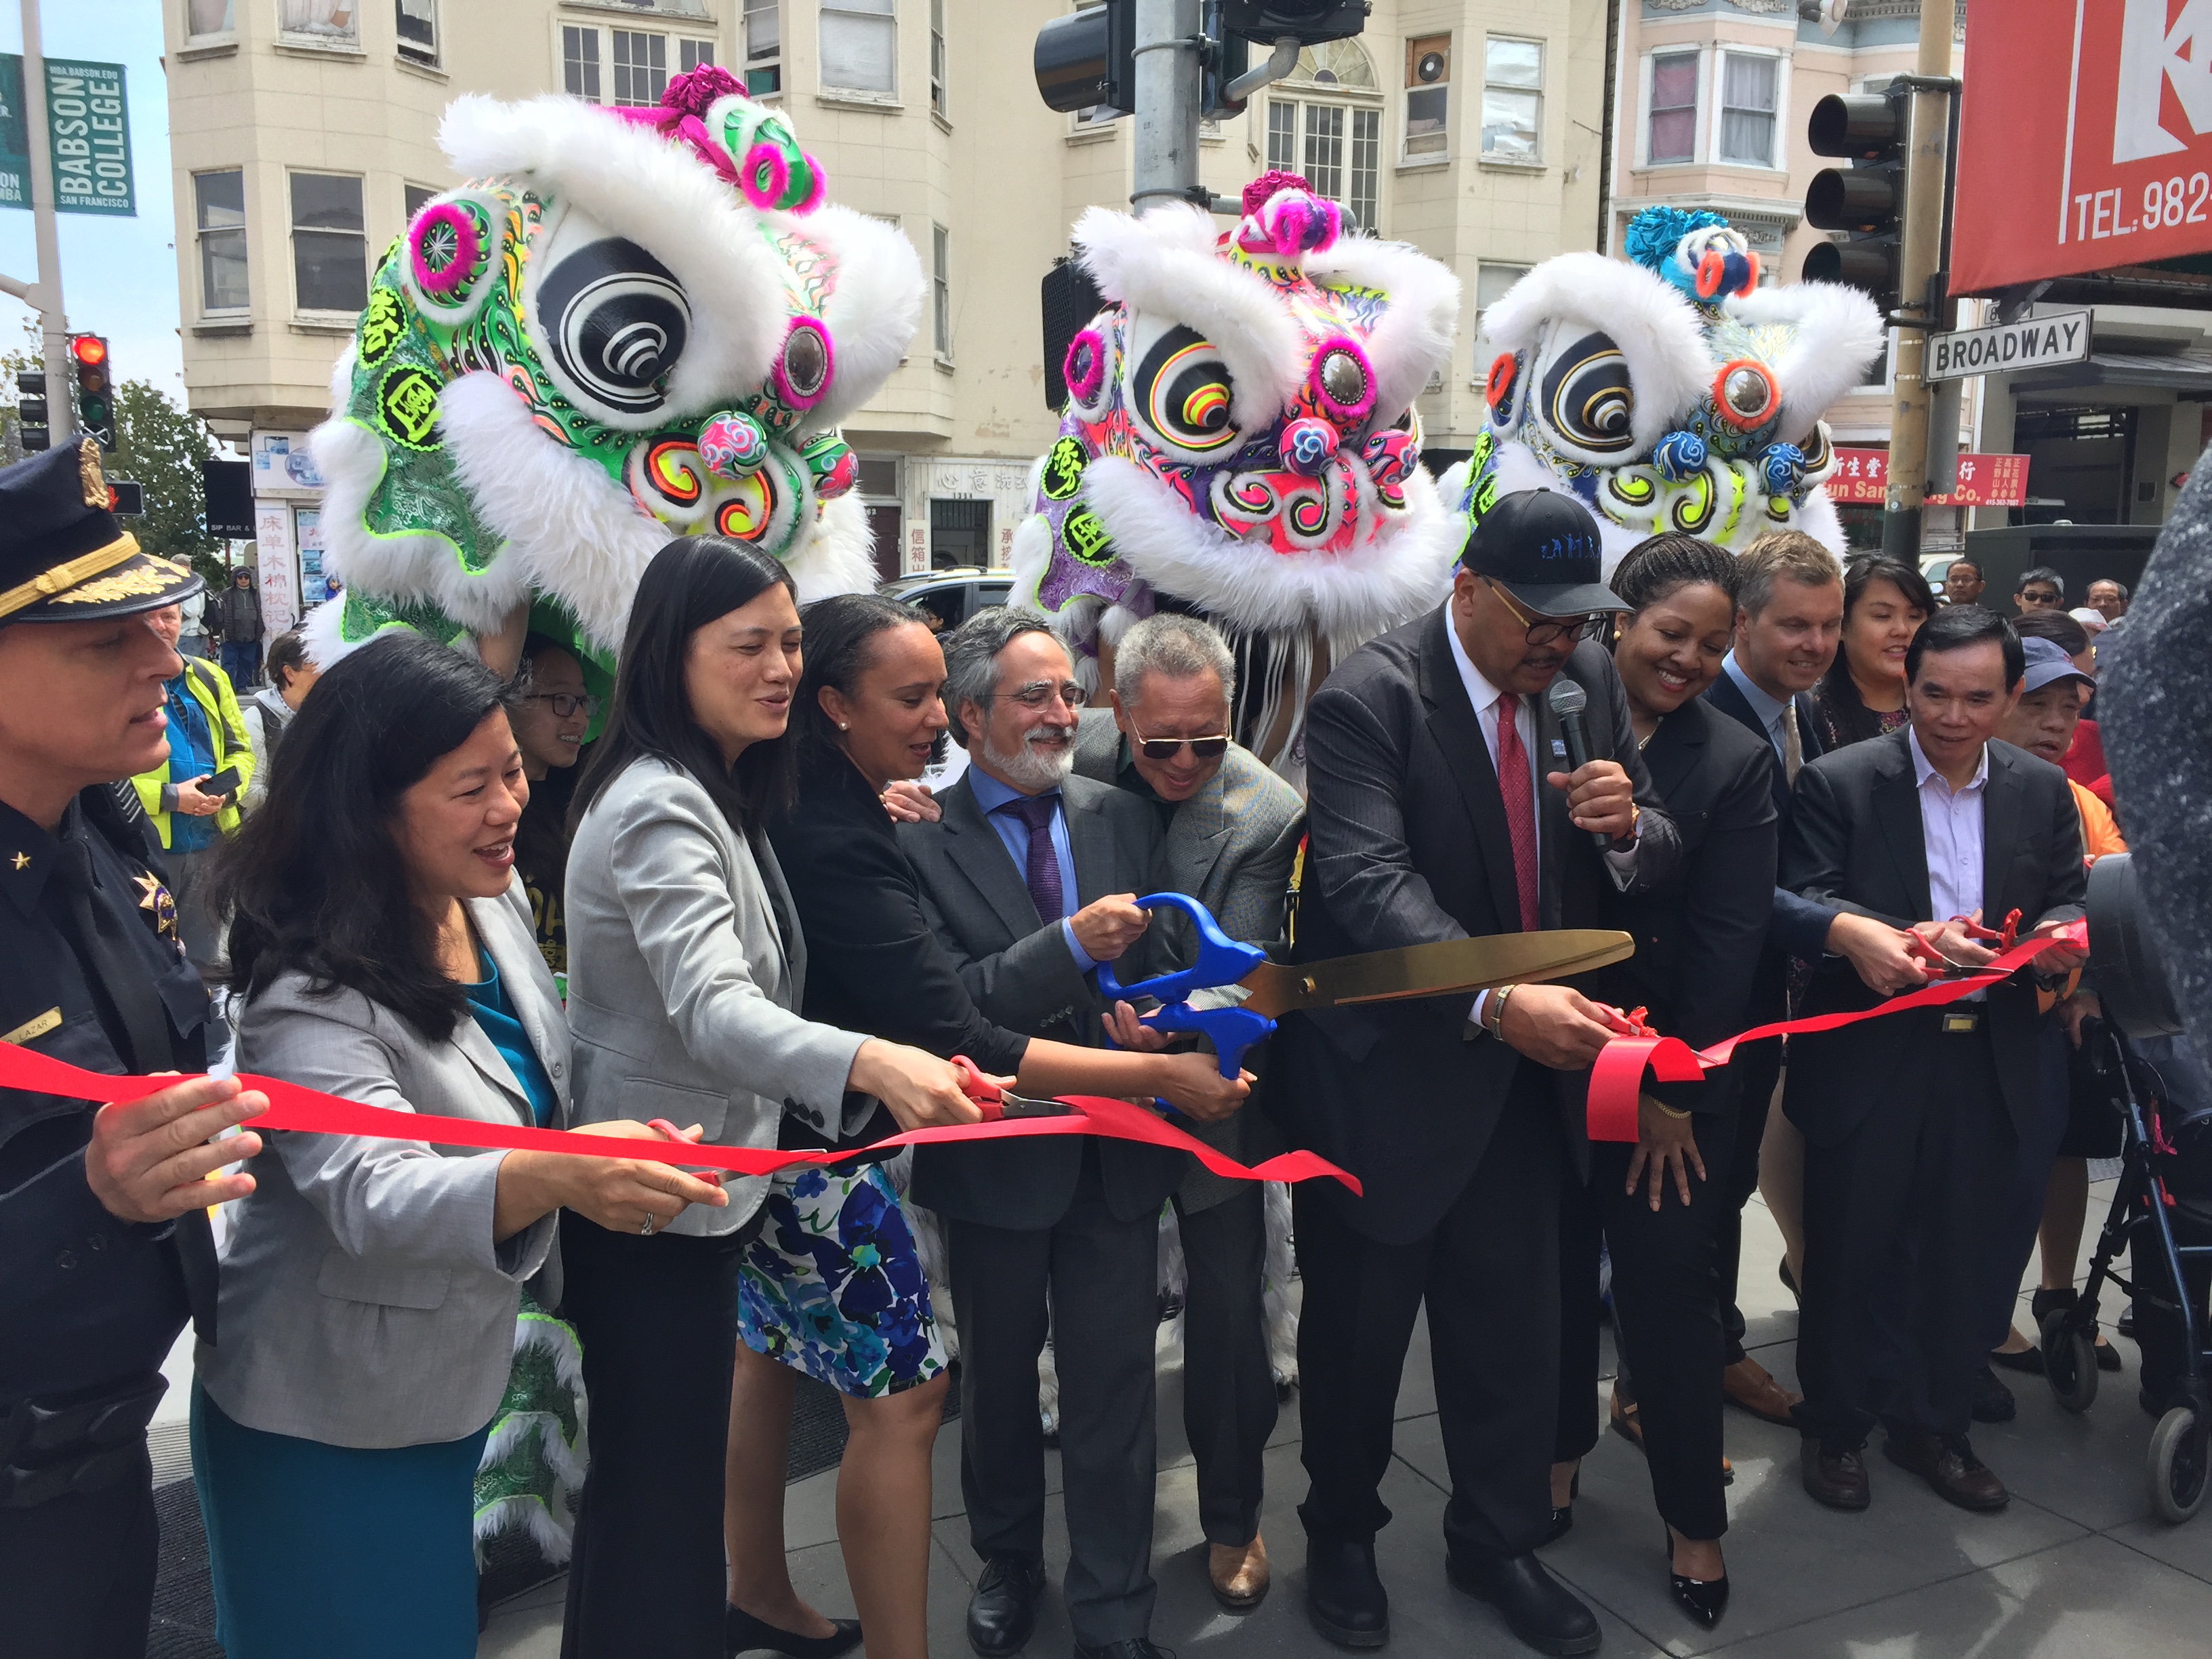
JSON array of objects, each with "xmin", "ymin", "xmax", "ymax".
[
  {"xmin": 535, "ymin": 237, "xmax": 691, "ymax": 415},
  {"xmin": 1134, "ymin": 325, "xmax": 1240, "ymax": 455},
  {"xmin": 1540, "ymin": 331, "xmax": 1635, "ymax": 454}
]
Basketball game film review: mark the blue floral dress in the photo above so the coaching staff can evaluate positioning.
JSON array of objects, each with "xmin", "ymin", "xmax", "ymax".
[{"xmin": 737, "ymin": 1162, "xmax": 947, "ymax": 1397}]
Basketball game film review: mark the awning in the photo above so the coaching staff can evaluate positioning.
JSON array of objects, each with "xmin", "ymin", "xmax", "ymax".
[{"xmin": 2010, "ymin": 349, "xmax": 2212, "ymax": 396}]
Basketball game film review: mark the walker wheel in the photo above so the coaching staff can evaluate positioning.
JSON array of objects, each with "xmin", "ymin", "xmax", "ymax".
[
  {"xmin": 2041, "ymin": 1310, "xmax": 2100, "ymax": 1413},
  {"xmin": 2148, "ymin": 1406, "xmax": 2207, "ymax": 1524}
]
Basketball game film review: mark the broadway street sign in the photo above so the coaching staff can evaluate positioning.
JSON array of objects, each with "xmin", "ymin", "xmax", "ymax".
[{"xmin": 1927, "ymin": 310, "xmax": 2092, "ymax": 384}]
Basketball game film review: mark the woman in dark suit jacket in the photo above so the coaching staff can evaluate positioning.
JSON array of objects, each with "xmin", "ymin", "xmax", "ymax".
[
  {"xmin": 720, "ymin": 594, "xmax": 1247, "ymax": 1659},
  {"xmin": 1551, "ymin": 535, "xmax": 1778, "ymax": 1631}
]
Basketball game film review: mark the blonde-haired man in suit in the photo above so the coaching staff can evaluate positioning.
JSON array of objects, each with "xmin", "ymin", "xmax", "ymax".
[{"xmin": 1075, "ymin": 612, "xmax": 1304, "ymax": 1612}]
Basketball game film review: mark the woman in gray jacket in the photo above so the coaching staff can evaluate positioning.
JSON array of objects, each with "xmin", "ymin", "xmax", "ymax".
[
  {"xmin": 558, "ymin": 537, "xmax": 983, "ymax": 1659},
  {"xmin": 194, "ymin": 635, "xmax": 726, "ymax": 1659}
]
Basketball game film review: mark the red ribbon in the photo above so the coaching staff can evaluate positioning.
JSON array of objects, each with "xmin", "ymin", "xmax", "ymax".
[
  {"xmin": 1585, "ymin": 918, "xmax": 2089, "ymax": 1143},
  {"xmin": 0, "ymin": 1042, "xmax": 1360, "ymax": 1195}
]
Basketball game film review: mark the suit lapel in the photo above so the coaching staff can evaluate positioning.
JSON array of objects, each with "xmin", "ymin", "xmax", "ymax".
[
  {"xmin": 1643, "ymin": 707, "xmax": 1704, "ymax": 804},
  {"xmin": 1795, "ymin": 693, "xmax": 1826, "ymax": 762},
  {"xmin": 752, "ymin": 827, "xmax": 805, "ymax": 993},
  {"xmin": 1166, "ymin": 771, "xmax": 1231, "ymax": 897},
  {"xmin": 1872, "ymin": 739, "xmax": 1935, "ymax": 922},
  {"xmin": 1418, "ymin": 607, "xmax": 1523, "ymax": 930},
  {"xmin": 1980, "ymin": 746, "xmax": 2024, "ymax": 922},
  {"xmin": 1063, "ymin": 783, "xmax": 1120, "ymax": 908},
  {"xmin": 941, "ymin": 779, "xmax": 1048, "ymax": 939},
  {"xmin": 449, "ymin": 981, "xmax": 533, "ymax": 1125}
]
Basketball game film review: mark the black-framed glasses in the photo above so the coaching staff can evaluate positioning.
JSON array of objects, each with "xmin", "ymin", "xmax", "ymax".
[
  {"xmin": 1486, "ymin": 578, "xmax": 1610, "ymax": 649},
  {"xmin": 987, "ymin": 679, "xmax": 1088, "ymax": 711},
  {"xmin": 1132, "ymin": 726, "xmax": 1229, "ymax": 762},
  {"xmin": 524, "ymin": 692, "xmax": 598, "ymax": 718}
]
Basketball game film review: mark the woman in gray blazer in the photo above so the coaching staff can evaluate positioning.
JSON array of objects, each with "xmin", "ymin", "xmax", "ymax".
[
  {"xmin": 558, "ymin": 537, "xmax": 984, "ymax": 1659},
  {"xmin": 194, "ymin": 636, "xmax": 726, "ymax": 1659}
]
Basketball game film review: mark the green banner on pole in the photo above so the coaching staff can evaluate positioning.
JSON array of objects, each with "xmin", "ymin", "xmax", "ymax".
[
  {"xmin": 43, "ymin": 59, "xmax": 134, "ymax": 217},
  {"xmin": 0, "ymin": 56, "xmax": 30, "ymax": 210}
]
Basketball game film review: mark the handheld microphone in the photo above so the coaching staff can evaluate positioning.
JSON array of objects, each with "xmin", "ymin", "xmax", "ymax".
[{"xmin": 1545, "ymin": 678, "xmax": 1613, "ymax": 851}]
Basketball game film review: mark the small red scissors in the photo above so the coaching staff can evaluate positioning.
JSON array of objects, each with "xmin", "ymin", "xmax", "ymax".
[{"xmin": 949, "ymin": 1056, "xmax": 1079, "ymax": 1120}]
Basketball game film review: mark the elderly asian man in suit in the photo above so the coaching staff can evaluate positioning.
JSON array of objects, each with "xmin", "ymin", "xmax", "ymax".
[
  {"xmin": 1072, "ymin": 611, "xmax": 1304, "ymax": 1613},
  {"xmin": 901, "ymin": 608, "xmax": 1248, "ymax": 1659}
]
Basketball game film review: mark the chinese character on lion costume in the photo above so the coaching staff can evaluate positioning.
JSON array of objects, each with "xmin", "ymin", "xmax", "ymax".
[
  {"xmin": 1010, "ymin": 171, "xmax": 1464, "ymax": 783},
  {"xmin": 300, "ymin": 66, "xmax": 920, "ymax": 695},
  {"xmin": 1443, "ymin": 205, "xmax": 1886, "ymax": 569}
]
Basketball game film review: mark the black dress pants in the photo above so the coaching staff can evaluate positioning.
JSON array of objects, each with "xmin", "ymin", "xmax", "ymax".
[
  {"xmin": 1716, "ymin": 1035, "xmax": 1783, "ymax": 1364},
  {"xmin": 560, "ymin": 1214, "xmax": 750, "ymax": 1659},
  {"xmin": 0, "ymin": 1441, "xmax": 157, "ymax": 1659},
  {"xmin": 947, "ymin": 1146, "xmax": 1160, "ymax": 1648},
  {"xmin": 1555, "ymin": 1111, "xmax": 1737, "ymax": 1540},
  {"xmin": 1294, "ymin": 1076, "xmax": 1559, "ymax": 1561},
  {"xmin": 1795, "ymin": 1018, "xmax": 2017, "ymax": 1448},
  {"xmin": 1173, "ymin": 1185, "xmax": 1278, "ymax": 1548}
]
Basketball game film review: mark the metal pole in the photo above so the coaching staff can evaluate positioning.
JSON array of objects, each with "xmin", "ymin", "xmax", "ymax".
[
  {"xmin": 1881, "ymin": 2, "xmax": 1952, "ymax": 559},
  {"xmin": 1130, "ymin": 0, "xmax": 1202, "ymax": 216}
]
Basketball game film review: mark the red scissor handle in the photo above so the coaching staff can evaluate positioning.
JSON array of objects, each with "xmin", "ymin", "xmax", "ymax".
[
  {"xmin": 642, "ymin": 1118, "xmax": 724, "ymax": 1185},
  {"xmin": 949, "ymin": 1055, "xmax": 1007, "ymax": 1120}
]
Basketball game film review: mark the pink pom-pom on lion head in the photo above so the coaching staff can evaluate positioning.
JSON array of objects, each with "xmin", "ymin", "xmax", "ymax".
[
  {"xmin": 1234, "ymin": 176, "xmax": 1342, "ymax": 264},
  {"xmin": 662, "ymin": 63, "xmax": 744, "ymax": 117}
]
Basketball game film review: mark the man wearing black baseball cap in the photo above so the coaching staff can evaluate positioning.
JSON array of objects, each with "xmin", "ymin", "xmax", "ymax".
[
  {"xmin": 1277, "ymin": 488, "xmax": 1679, "ymax": 1656},
  {"xmin": 0, "ymin": 439, "xmax": 270, "ymax": 1656}
]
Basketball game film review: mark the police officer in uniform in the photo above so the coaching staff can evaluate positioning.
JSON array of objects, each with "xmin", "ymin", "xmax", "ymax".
[{"xmin": 0, "ymin": 438, "xmax": 270, "ymax": 1658}]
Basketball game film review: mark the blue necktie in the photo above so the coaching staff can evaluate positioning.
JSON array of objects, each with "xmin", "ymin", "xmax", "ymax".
[{"xmin": 999, "ymin": 793, "xmax": 1065, "ymax": 923}]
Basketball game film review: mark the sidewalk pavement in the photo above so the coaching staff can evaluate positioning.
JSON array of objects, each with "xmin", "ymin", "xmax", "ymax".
[{"xmin": 480, "ymin": 1187, "xmax": 2212, "ymax": 1658}]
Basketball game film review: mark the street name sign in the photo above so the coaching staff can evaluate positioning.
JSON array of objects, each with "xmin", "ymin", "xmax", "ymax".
[{"xmin": 1927, "ymin": 310, "xmax": 2093, "ymax": 383}]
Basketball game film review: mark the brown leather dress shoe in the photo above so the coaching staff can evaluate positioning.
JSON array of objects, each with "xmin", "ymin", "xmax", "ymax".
[
  {"xmin": 1801, "ymin": 1439, "xmax": 1870, "ymax": 1510},
  {"xmin": 1722, "ymin": 1356, "xmax": 1803, "ymax": 1426},
  {"xmin": 1208, "ymin": 1534, "xmax": 1271, "ymax": 1610},
  {"xmin": 1882, "ymin": 1427, "xmax": 2009, "ymax": 1511}
]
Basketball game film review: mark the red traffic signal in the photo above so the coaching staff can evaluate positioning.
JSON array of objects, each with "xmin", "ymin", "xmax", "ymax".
[{"xmin": 70, "ymin": 334, "xmax": 107, "ymax": 368}]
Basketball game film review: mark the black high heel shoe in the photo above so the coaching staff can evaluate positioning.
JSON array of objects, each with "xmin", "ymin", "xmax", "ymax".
[
  {"xmin": 724, "ymin": 1603, "xmax": 863, "ymax": 1659},
  {"xmin": 1663, "ymin": 1528, "xmax": 1729, "ymax": 1631},
  {"xmin": 1539, "ymin": 1469, "xmax": 1579, "ymax": 1545}
]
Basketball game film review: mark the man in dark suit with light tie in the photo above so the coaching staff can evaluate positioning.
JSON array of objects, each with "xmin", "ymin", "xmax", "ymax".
[
  {"xmin": 1783, "ymin": 605, "xmax": 2087, "ymax": 1513},
  {"xmin": 901, "ymin": 608, "xmax": 1208, "ymax": 1659},
  {"xmin": 1275, "ymin": 491, "xmax": 1680, "ymax": 1657}
]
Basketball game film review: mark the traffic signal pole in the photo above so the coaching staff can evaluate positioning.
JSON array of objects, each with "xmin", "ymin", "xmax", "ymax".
[
  {"xmin": 1130, "ymin": 0, "xmax": 1203, "ymax": 215},
  {"xmin": 1880, "ymin": 1, "xmax": 1953, "ymax": 560}
]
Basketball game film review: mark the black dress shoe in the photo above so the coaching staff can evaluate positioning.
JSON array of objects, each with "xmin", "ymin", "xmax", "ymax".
[
  {"xmin": 1446, "ymin": 1551, "xmax": 1601, "ymax": 1656},
  {"xmin": 1971, "ymin": 1363, "xmax": 2018, "ymax": 1424},
  {"xmin": 725, "ymin": 1605, "xmax": 863, "ymax": 1659},
  {"xmin": 1305, "ymin": 1536, "xmax": 1389, "ymax": 1648},
  {"xmin": 1662, "ymin": 1529, "xmax": 1729, "ymax": 1632},
  {"xmin": 1987, "ymin": 1344, "xmax": 2046, "ymax": 1376},
  {"xmin": 1072, "ymin": 1643, "xmax": 1171, "ymax": 1659},
  {"xmin": 968, "ymin": 1556, "xmax": 1046, "ymax": 1658}
]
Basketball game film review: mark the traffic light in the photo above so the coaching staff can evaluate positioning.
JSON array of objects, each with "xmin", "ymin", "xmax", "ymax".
[
  {"xmin": 1033, "ymin": 0, "xmax": 1135, "ymax": 116},
  {"xmin": 1221, "ymin": 1, "xmax": 1370, "ymax": 47},
  {"xmin": 16, "ymin": 370, "xmax": 49, "ymax": 453},
  {"xmin": 70, "ymin": 334, "xmax": 115, "ymax": 453},
  {"xmin": 1803, "ymin": 82, "xmax": 1910, "ymax": 315},
  {"xmin": 1201, "ymin": 1, "xmax": 1252, "ymax": 118}
]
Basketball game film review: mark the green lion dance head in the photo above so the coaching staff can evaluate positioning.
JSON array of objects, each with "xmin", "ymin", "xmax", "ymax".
[{"xmin": 304, "ymin": 67, "xmax": 920, "ymax": 690}]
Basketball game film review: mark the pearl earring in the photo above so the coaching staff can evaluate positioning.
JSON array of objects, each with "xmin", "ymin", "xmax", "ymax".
[{"xmin": 838, "ymin": 722, "xmax": 849, "ymax": 731}]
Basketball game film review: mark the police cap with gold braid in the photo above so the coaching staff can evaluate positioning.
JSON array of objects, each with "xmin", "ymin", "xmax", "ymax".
[{"xmin": 0, "ymin": 435, "xmax": 203, "ymax": 623}]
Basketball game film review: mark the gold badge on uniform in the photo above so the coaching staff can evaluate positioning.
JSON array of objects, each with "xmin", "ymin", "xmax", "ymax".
[
  {"xmin": 3, "ymin": 1006, "xmax": 62, "ymax": 1045},
  {"xmin": 134, "ymin": 872, "xmax": 180, "ymax": 941}
]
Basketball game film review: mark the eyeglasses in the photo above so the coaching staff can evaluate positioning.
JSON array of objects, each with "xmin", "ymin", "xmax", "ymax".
[
  {"xmin": 1486, "ymin": 578, "xmax": 1610, "ymax": 649},
  {"xmin": 1132, "ymin": 725, "xmax": 1229, "ymax": 762},
  {"xmin": 524, "ymin": 692, "xmax": 598, "ymax": 718},
  {"xmin": 988, "ymin": 680, "xmax": 1089, "ymax": 711}
]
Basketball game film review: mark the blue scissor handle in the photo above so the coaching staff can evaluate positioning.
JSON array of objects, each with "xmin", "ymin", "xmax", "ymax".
[{"xmin": 1095, "ymin": 893, "xmax": 1275, "ymax": 1080}]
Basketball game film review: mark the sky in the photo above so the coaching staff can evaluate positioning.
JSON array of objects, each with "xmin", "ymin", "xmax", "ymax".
[{"xmin": 0, "ymin": 1, "xmax": 184, "ymax": 395}]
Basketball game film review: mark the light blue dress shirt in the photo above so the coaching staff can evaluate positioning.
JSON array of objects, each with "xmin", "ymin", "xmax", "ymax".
[{"xmin": 964, "ymin": 767, "xmax": 1098, "ymax": 971}]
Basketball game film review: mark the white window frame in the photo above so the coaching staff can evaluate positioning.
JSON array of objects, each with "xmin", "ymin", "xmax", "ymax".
[
  {"xmin": 1641, "ymin": 46, "xmax": 1704, "ymax": 168},
  {"xmin": 560, "ymin": 22, "xmax": 604, "ymax": 103},
  {"xmin": 1479, "ymin": 35, "xmax": 1544, "ymax": 167},
  {"xmin": 183, "ymin": 0, "xmax": 236, "ymax": 44},
  {"xmin": 1712, "ymin": 47, "xmax": 1787, "ymax": 171},
  {"xmin": 276, "ymin": 0, "xmax": 362, "ymax": 53},
  {"xmin": 287, "ymin": 169, "xmax": 369, "ymax": 319},
  {"xmin": 1401, "ymin": 33, "xmax": 1451, "ymax": 165},
  {"xmin": 930, "ymin": 0, "xmax": 948, "ymax": 119},
  {"xmin": 1265, "ymin": 98, "xmax": 1382, "ymax": 234},
  {"xmin": 194, "ymin": 167, "xmax": 249, "ymax": 316},
  {"xmin": 396, "ymin": 0, "xmax": 439, "ymax": 68},
  {"xmin": 820, "ymin": 0, "xmax": 899, "ymax": 102},
  {"xmin": 932, "ymin": 222, "xmax": 951, "ymax": 363},
  {"xmin": 680, "ymin": 37, "xmax": 716, "ymax": 74},
  {"xmin": 556, "ymin": 23, "xmax": 713, "ymax": 106},
  {"xmin": 610, "ymin": 28, "xmax": 670, "ymax": 107},
  {"xmin": 743, "ymin": 0, "xmax": 781, "ymax": 98}
]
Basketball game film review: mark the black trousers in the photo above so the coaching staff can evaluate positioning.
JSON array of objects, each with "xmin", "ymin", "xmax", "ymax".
[
  {"xmin": 1174, "ymin": 1185, "xmax": 1278, "ymax": 1548},
  {"xmin": 560, "ymin": 1214, "xmax": 750, "ymax": 1659},
  {"xmin": 1555, "ymin": 1111, "xmax": 1737, "ymax": 1540},
  {"xmin": 1294, "ymin": 1078, "xmax": 1559, "ymax": 1561},
  {"xmin": 947, "ymin": 1147, "xmax": 1160, "ymax": 1648},
  {"xmin": 1976, "ymin": 1018, "xmax": 2070, "ymax": 1353},
  {"xmin": 1716, "ymin": 1036, "xmax": 1783, "ymax": 1364},
  {"xmin": 0, "ymin": 1441, "xmax": 157, "ymax": 1659},
  {"xmin": 1795, "ymin": 1017, "xmax": 2018, "ymax": 1448}
]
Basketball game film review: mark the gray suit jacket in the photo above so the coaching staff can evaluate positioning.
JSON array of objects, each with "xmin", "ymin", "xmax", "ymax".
[
  {"xmin": 198, "ymin": 877, "xmax": 565, "ymax": 1448},
  {"xmin": 897, "ymin": 770, "xmax": 1184, "ymax": 1228},
  {"xmin": 1073, "ymin": 710, "xmax": 1303, "ymax": 1209},
  {"xmin": 565, "ymin": 755, "xmax": 871, "ymax": 1235}
]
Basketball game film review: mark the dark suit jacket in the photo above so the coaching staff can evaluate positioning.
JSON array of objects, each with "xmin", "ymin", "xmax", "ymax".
[
  {"xmin": 767, "ymin": 753, "xmax": 1031, "ymax": 1146},
  {"xmin": 1702, "ymin": 668, "xmax": 1836, "ymax": 962},
  {"xmin": 1589, "ymin": 697, "xmax": 1777, "ymax": 1117},
  {"xmin": 1780, "ymin": 730, "xmax": 2087, "ymax": 1146},
  {"xmin": 898, "ymin": 771, "xmax": 1183, "ymax": 1229},
  {"xmin": 1273, "ymin": 608, "xmax": 1681, "ymax": 1244}
]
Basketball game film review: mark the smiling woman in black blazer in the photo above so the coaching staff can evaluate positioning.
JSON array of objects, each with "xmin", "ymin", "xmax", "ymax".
[{"xmin": 1550, "ymin": 535, "xmax": 1778, "ymax": 1632}]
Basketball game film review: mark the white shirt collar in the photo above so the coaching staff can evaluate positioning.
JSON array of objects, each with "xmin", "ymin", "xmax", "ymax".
[
  {"xmin": 1908, "ymin": 726, "xmax": 1989, "ymax": 796},
  {"xmin": 1444, "ymin": 608, "xmax": 1508, "ymax": 720}
]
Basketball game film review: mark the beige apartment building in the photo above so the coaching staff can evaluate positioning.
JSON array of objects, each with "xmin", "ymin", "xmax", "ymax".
[{"xmin": 165, "ymin": 0, "xmax": 1615, "ymax": 623}]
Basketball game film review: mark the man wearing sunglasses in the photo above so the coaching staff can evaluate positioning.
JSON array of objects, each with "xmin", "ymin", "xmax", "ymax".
[
  {"xmin": 1073, "ymin": 612, "xmax": 1306, "ymax": 1614},
  {"xmin": 1277, "ymin": 489, "xmax": 1681, "ymax": 1658}
]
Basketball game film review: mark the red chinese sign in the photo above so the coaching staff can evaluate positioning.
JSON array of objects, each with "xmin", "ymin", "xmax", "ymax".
[
  {"xmin": 1954, "ymin": 1, "xmax": 2212, "ymax": 294},
  {"xmin": 1828, "ymin": 450, "xmax": 2030, "ymax": 508}
]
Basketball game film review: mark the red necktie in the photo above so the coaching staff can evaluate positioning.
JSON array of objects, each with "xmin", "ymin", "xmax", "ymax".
[{"xmin": 1494, "ymin": 692, "xmax": 1540, "ymax": 933}]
